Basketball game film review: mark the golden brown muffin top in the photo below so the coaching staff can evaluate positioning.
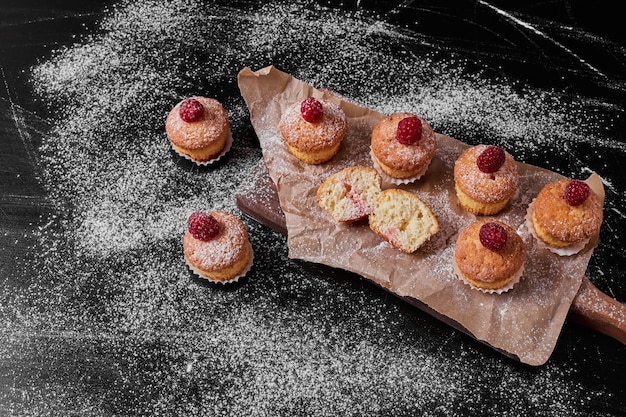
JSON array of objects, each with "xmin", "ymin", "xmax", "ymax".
[
  {"xmin": 532, "ymin": 179, "xmax": 603, "ymax": 243},
  {"xmin": 453, "ymin": 145, "xmax": 518, "ymax": 204},
  {"xmin": 454, "ymin": 220, "xmax": 526, "ymax": 285},
  {"xmin": 183, "ymin": 211, "xmax": 249, "ymax": 272},
  {"xmin": 370, "ymin": 113, "xmax": 436, "ymax": 171},
  {"xmin": 278, "ymin": 99, "xmax": 347, "ymax": 153},
  {"xmin": 166, "ymin": 97, "xmax": 229, "ymax": 150}
]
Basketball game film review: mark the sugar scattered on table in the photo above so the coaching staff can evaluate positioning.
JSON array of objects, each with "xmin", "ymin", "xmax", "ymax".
[{"xmin": 2, "ymin": 0, "xmax": 620, "ymax": 415}]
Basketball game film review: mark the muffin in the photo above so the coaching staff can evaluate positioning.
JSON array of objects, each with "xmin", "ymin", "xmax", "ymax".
[
  {"xmin": 529, "ymin": 179, "xmax": 603, "ymax": 253},
  {"xmin": 278, "ymin": 97, "xmax": 348, "ymax": 164},
  {"xmin": 183, "ymin": 211, "xmax": 253, "ymax": 283},
  {"xmin": 317, "ymin": 166, "xmax": 382, "ymax": 223},
  {"xmin": 453, "ymin": 220, "xmax": 527, "ymax": 292},
  {"xmin": 454, "ymin": 145, "xmax": 518, "ymax": 215},
  {"xmin": 370, "ymin": 113, "xmax": 436, "ymax": 181},
  {"xmin": 369, "ymin": 189, "xmax": 439, "ymax": 253},
  {"xmin": 166, "ymin": 96, "xmax": 231, "ymax": 163}
]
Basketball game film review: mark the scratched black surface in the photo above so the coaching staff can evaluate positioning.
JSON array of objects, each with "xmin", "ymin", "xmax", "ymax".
[{"xmin": 1, "ymin": 1, "xmax": 625, "ymax": 416}]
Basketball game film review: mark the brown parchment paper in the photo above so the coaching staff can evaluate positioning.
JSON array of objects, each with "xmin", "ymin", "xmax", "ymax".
[{"xmin": 237, "ymin": 65, "xmax": 604, "ymax": 366}]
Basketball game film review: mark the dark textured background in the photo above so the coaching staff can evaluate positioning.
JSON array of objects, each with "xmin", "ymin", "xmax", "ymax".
[{"xmin": 1, "ymin": 1, "xmax": 625, "ymax": 415}]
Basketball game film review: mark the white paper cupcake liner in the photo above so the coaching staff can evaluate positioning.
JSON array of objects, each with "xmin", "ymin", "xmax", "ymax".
[
  {"xmin": 185, "ymin": 242, "xmax": 254, "ymax": 285},
  {"xmin": 173, "ymin": 130, "xmax": 233, "ymax": 166},
  {"xmin": 525, "ymin": 199, "xmax": 588, "ymax": 256},
  {"xmin": 369, "ymin": 149, "xmax": 431, "ymax": 185},
  {"xmin": 452, "ymin": 256, "xmax": 525, "ymax": 294}
]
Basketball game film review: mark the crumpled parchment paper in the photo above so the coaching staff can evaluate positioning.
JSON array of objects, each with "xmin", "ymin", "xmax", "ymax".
[{"xmin": 237, "ymin": 65, "xmax": 604, "ymax": 366}]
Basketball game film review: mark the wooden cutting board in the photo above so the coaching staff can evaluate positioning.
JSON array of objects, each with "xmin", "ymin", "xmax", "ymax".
[{"xmin": 236, "ymin": 159, "xmax": 626, "ymax": 354}]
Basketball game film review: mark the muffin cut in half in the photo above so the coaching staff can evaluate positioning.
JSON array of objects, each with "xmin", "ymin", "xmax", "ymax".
[
  {"xmin": 317, "ymin": 166, "xmax": 382, "ymax": 223},
  {"xmin": 369, "ymin": 188, "xmax": 439, "ymax": 253}
]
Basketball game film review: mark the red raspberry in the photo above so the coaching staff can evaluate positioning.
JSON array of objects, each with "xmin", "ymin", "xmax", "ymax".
[
  {"xmin": 187, "ymin": 212, "xmax": 220, "ymax": 241},
  {"xmin": 564, "ymin": 180, "xmax": 590, "ymax": 206},
  {"xmin": 476, "ymin": 146, "xmax": 506, "ymax": 173},
  {"xmin": 396, "ymin": 116, "xmax": 422, "ymax": 145},
  {"xmin": 300, "ymin": 97, "xmax": 324, "ymax": 123},
  {"xmin": 179, "ymin": 98, "xmax": 204, "ymax": 122},
  {"xmin": 479, "ymin": 222, "xmax": 508, "ymax": 252}
]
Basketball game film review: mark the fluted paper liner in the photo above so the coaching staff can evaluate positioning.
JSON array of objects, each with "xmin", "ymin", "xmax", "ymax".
[
  {"xmin": 369, "ymin": 149, "xmax": 431, "ymax": 185},
  {"xmin": 185, "ymin": 242, "xmax": 254, "ymax": 284},
  {"xmin": 172, "ymin": 130, "xmax": 233, "ymax": 166},
  {"xmin": 237, "ymin": 65, "xmax": 605, "ymax": 366}
]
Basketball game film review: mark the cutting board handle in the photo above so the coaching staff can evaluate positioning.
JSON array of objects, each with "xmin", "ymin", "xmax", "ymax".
[{"xmin": 569, "ymin": 277, "xmax": 626, "ymax": 345}]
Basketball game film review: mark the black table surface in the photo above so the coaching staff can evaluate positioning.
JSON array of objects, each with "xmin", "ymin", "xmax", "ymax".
[{"xmin": 1, "ymin": 1, "xmax": 625, "ymax": 416}]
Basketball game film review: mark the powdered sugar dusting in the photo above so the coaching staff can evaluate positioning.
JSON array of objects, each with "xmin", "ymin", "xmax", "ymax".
[
  {"xmin": 371, "ymin": 114, "xmax": 437, "ymax": 172},
  {"xmin": 184, "ymin": 211, "xmax": 248, "ymax": 271},
  {"xmin": 278, "ymin": 100, "xmax": 347, "ymax": 150},
  {"xmin": 454, "ymin": 144, "xmax": 518, "ymax": 203},
  {"xmin": 166, "ymin": 97, "xmax": 229, "ymax": 150},
  {"xmin": 1, "ymin": 0, "xmax": 621, "ymax": 415}
]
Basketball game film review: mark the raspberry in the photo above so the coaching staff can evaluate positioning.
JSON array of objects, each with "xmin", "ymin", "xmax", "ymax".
[
  {"xmin": 300, "ymin": 97, "xmax": 323, "ymax": 123},
  {"xmin": 187, "ymin": 212, "xmax": 220, "ymax": 241},
  {"xmin": 179, "ymin": 98, "xmax": 204, "ymax": 122},
  {"xmin": 396, "ymin": 116, "xmax": 422, "ymax": 145},
  {"xmin": 564, "ymin": 180, "xmax": 590, "ymax": 206},
  {"xmin": 479, "ymin": 222, "xmax": 508, "ymax": 252},
  {"xmin": 476, "ymin": 146, "xmax": 506, "ymax": 173}
]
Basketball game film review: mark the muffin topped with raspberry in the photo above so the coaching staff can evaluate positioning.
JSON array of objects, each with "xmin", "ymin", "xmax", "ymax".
[
  {"xmin": 453, "ymin": 220, "xmax": 527, "ymax": 293},
  {"xmin": 370, "ymin": 112, "xmax": 437, "ymax": 183},
  {"xmin": 453, "ymin": 144, "xmax": 519, "ymax": 215},
  {"xmin": 166, "ymin": 96, "xmax": 231, "ymax": 164},
  {"xmin": 183, "ymin": 211, "xmax": 253, "ymax": 283},
  {"xmin": 528, "ymin": 179, "xmax": 603, "ymax": 255},
  {"xmin": 278, "ymin": 97, "xmax": 347, "ymax": 164}
]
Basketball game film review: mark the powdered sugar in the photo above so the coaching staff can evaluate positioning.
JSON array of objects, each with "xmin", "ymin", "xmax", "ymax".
[
  {"xmin": 278, "ymin": 100, "xmax": 347, "ymax": 150},
  {"xmin": 2, "ymin": 0, "xmax": 620, "ymax": 415},
  {"xmin": 454, "ymin": 144, "xmax": 518, "ymax": 203},
  {"xmin": 171, "ymin": 130, "xmax": 234, "ymax": 165},
  {"xmin": 185, "ymin": 242, "xmax": 254, "ymax": 284}
]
